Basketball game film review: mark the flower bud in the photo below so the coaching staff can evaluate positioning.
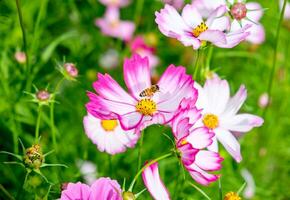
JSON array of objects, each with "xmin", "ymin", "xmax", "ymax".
[
  {"xmin": 122, "ymin": 192, "xmax": 136, "ymax": 200},
  {"xmin": 15, "ymin": 51, "xmax": 26, "ymax": 64},
  {"xmin": 231, "ymin": 3, "xmax": 247, "ymax": 20},
  {"xmin": 64, "ymin": 63, "xmax": 78, "ymax": 78},
  {"xmin": 36, "ymin": 90, "xmax": 50, "ymax": 101},
  {"xmin": 258, "ymin": 93, "xmax": 269, "ymax": 108},
  {"xmin": 23, "ymin": 144, "xmax": 44, "ymax": 169}
]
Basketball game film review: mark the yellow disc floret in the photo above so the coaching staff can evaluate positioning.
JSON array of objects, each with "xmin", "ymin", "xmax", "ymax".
[
  {"xmin": 202, "ymin": 113, "xmax": 219, "ymax": 129},
  {"xmin": 101, "ymin": 119, "xmax": 118, "ymax": 131},
  {"xmin": 193, "ymin": 22, "xmax": 208, "ymax": 37},
  {"xmin": 224, "ymin": 192, "xmax": 241, "ymax": 200},
  {"xmin": 135, "ymin": 99, "xmax": 157, "ymax": 116}
]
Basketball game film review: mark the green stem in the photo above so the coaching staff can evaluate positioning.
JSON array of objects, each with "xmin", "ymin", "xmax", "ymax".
[
  {"xmin": 128, "ymin": 152, "xmax": 172, "ymax": 192},
  {"xmin": 0, "ymin": 184, "xmax": 15, "ymax": 200},
  {"xmin": 50, "ymin": 78, "xmax": 65, "ymax": 149},
  {"xmin": 218, "ymin": 178, "xmax": 223, "ymax": 200},
  {"xmin": 137, "ymin": 131, "xmax": 144, "ymax": 171},
  {"xmin": 205, "ymin": 46, "xmax": 214, "ymax": 71},
  {"xmin": 193, "ymin": 50, "xmax": 200, "ymax": 79},
  {"xmin": 35, "ymin": 105, "xmax": 42, "ymax": 142},
  {"xmin": 134, "ymin": 0, "xmax": 144, "ymax": 30},
  {"xmin": 188, "ymin": 182, "xmax": 212, "ymax": 200},
  {"xmin": 15, "ymin": 0, "xmax": 30, "ymax": 90},
  {"xmin": 263, "ymin": 0, "xmax": 287, "ymax": 117}
]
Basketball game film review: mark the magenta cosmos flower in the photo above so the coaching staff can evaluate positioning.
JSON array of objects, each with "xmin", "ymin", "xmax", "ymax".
[
  {"xmin": 83, "ymin": 113, "xmax": 140, "ymax": 155},
  {"xmin": 130, "ymin": 36, "xmax": 159, "ymax": 70},
  {"xmin": 61, "ymin": 177, "xmax": 122, "ymax": 200},
  {"xmin": 99, "ymin": 0, "xmax": 130, "ymax": 8},
  {"xmin": 155, "ymin": 4, "xmax": 249, "ymax": 49},
  {"xmin": 96, "ymin": 7, "xmax": 135, "ymax": 41},
  {"xmin": 171, "ymin": 104, "xmax": 223, "ymax": 185},
  {"xmin": 86, "ymin": 53, "xmax": 197, "ymax": 131},
  {"xmin": 192, "ymin": 0, "xmax": 265, "ymax": 44},
  {"xmin": 142, "ymin": 162, "xmax": 170, "ymax": 200},
  {"xmin": 194, "ymin": 76, "xmax": 264, "ymax": 162}
]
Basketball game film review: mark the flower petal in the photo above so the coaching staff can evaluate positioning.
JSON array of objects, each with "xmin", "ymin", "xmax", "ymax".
[
  {"xmin": 181, "ymin": 4, "xmax": 203, "ymax": 28},
  {"xmin": 209, "ymin": 16, "xmax": 230, "ymax": 31},
  {"xmin": 123, "ymin": 54, "xmax": 151, "ymax": 99},
  {"xmin": 198, "ymin": 30, "xmax": 226, "ymax": 45},
  {"xmin": 206, "ymin": 5, "xmax": 227, "ymax": 28},
  {"xmin": 195, "ymin": 150, "xmax": 223, "ymax": 171},
  {"xmin": 90, "ymin": 178, "xmax": 122, "ymax": 200},
  {"xmin": 178, "ymin": 143, "xmax": 199, "ymax": 166},
  {"xmin": 186, "ymin": 164, "xmax": 219, "ymax": 185},
  {"xmin": 186, "ymin": 127, "xmax": 214, "ymax": 149},
  {"xmin": 118, "ymin": 111, "xmax": 144, "ymax": 130},
  {"xmin": 246, "ymin": 2, "xmax": 263, "ymax": 22},
  {"xmin": 221, "ymin": 114, "xmax": 264, "ymax": 132},
  {"xmin": 61, "ymin": 182, "xmax": 90, "ymax": 200},
  {"xmin": 142, "ymin": 162, "xmax": 170, "ymax": 200}
]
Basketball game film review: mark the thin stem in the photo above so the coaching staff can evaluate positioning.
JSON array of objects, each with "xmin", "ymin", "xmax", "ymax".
[
  {"xmin": 188, "ymin": 182, "xmax": 211, "ymax": 200},
  {"xmin": 134, "ymin": 0, "xmax": 144, "ymax": 30},
  {"xmin": 237, "ymin": 182, "xmax": 247, "ymax": 195},
  {"xmin": 263, "ymin": 0, "xmax": 287, "ymax": 117},
  {"xmin": 128, "ymin": 152, "xmax": 172, "ymax": 192},
  {"xmin": 218, "ymin": 178, "xmax": 223, "ymax": 200},
  {"xmin": 205, "ymin": 46, "xmax": 214, "ymax": 71},
  {"xmin": 15, "ymin": 0, "xmax": 30, "ymax": 89},
  {"xmin": 0, "ymin": 184, "xmax": 15, "ymax": 200},
  {"xmin": 50, "ymin": 78, "xmax": 65, "ymax": 149},
  {"xmin": 193, "ymin": 50, "xmax": 200, "ymax": 79},
  {"xmin": 137, "ymin": 131, "xmax": 144, "ymax": 171},
  {"xmin": 35, "ymin": 105, "xmax": 42, "ymax": 142}
]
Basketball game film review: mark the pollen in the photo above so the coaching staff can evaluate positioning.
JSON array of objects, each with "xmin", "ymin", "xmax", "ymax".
[
  {"xmin": 180, "ymin": 139, "xmax": 188, "ymax": 145},
  {"xmin": 193, "ymin": 22, "xmax": 208, "ymax": 37},
  {"xmin": 202, "ymin": 114, "xmax": 219, "ymax": 129},
  {"xmin": 224, "ymin": 192, "xmax": 241, "ymax": 200},
  {"xmin": 101, "ymin": 119, "xmax": 118, "ymax": 131},
  {"xmin": 135, "ymin": 99, "xmax": 157, "ymax": 116}
]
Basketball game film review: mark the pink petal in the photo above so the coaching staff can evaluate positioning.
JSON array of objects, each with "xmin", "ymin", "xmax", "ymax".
[
  {"xmin": 215, "ymin": 127, "xmax": 242, "ymax": 162},
  {"xmin": 186, "ymin": 164, "xmax": 219, "ymax": 185},
  {"xmin": 90, "ymin": 178, "xmax": 122, "ymax": 200},
  {"xmin": 206, "ymin": 5, "xmax": 227, "ymax": 28},
  {"xmin": 209, "ymin": 16, "xmax": 230, "ymax": 31},
  {"xmin": 244, "ymin": 23, "xmax": 265, "ymax": 44},
  {"xmin": 118, "ymin": 111, "xmax": 144, "ymax": 130},
  {"xmin": 195, "ymin": 150, "xmax": 223, "ymax": 171},
  {"xmin": 181, "ymin": 4, "xmax": 203, "ymax": 28},
  {"xmin": 198, "ymin": 30, "xmax": 226, "ymax": 45},
  {"xmin": 178, "ymin": 143, "xmax": 199, "ymax": 166},
  {"xmin": 207, "ymin": 136, "xmax": 218, "ymax": 152},
  {"xmin": 174, "ymin": 117, "xmax": 191, "ymax": 140},
  {"xmin": 123, "ymin": 54, "xmax": 151, "ymax": 99},
  {"xmin": 118, "ymin": 21, "xmax": 135, "ymax": 41},
  {"xmin": 186, "ymin": 127, "xmax": 214, "ymax": 149},
  {"xmin": 142, "ymin": 162, "xmax": 170, "ymax": 200},
  {"xmin": 61, "ymin": 182, "xmax": 90, "ymax": 200},
  {"xmin": 221, "ymin": 114, "xmax": 264, "ymax": 133},
  {"xmin": 246, "ymin": 2, "xmax": 263, "ymax": 22}
]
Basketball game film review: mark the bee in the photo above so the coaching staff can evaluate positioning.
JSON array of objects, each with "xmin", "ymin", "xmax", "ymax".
[{"xmin": 139, "ymin": 85, "xmax": 160, "ymax": 98}]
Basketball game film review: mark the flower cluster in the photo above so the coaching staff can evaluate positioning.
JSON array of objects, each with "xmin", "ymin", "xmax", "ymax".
[
  {"xmin": 95, "ymin": 0, "xmax": 135, "ymax": 41},
  {"xmin": 155, "ymin": 0, "xmax": 265, "ymax": 49}
]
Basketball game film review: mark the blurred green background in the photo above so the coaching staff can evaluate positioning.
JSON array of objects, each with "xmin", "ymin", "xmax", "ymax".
[{"xmin": 0, "ymin": 0, "xmax": 289, "ymax": 199}]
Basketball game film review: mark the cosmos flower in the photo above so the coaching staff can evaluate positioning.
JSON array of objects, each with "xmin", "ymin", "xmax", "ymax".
[
  {"xmin": 130, "ymin": 36, "xmax": 159, "ymax": 70},
  {"xmin": 142, "ymin": 162, "xmax": 170, "ymax": 200},
  {"xmin": 162, "ymin": 0, "xmax": 184, "ymax": 10},
  {"xmin": 60, "ymin": 177, "xmax": 122, "ymax": 200},
  {"xmin": 99, "ymin": 0, "xmax": 130, "ymax": 8},
  {"xmin": 86, "ymin": 53, "xmax": 197, "ymax": 131},
  {"xmin": 155, "ymin": 4, "xmax": 249, "ymax": 49},
  {"xmin": 95, "ymin": 7, "xmax": 135, "ymax": 41},
  {"xmin": 83, "ymin": 113, "xmax": 140, "ymax": 155},
  {"xmin": 192, "ymin": 0, "xmax": 265, "ymax": 44},
  {"xmin": 241, "ymin": 168, "xmax": 255, "ymax": 199},
  {"xmin": 194, "ymin": 76, "xmax": 264, "ymax": 162},
  {"xmin": 171, "ymin": 106, "xmax": 223, "ymax": 185}
]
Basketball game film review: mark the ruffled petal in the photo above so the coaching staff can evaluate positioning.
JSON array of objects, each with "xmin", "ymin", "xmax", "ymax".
[
  {"xmin": 89, "ymin": 178, "xmax": 122, "ymax": 200},
  {"xmin": 142, "ymin": 162, "xmax": 170, "ymax": 200},
  {"xmin": 123, "ymin": 54, "xmax": 151, "ymax": 99},
  {"xmin": 195, "ymin": 150, "xmax": 223, "ymax": 171},
  {"xmin": 215, "ymin": 127, "xmax": 242, "ymax": 162},
  {"xmin": 186, "ymin": 127, "xmax": 214, "ymax": 149},
  {"xmin": 61, "ymin": 182, "xmax": 90, "ymax": 200},
  {"xmin": 186, "ymin": 164, "xmax": 219, "ymax": 185},
  {"xmin": 207, "ymin": 136, "xmax": 219, "ymax": 152},
  {"xmin": 118, "ymin": 111, "xmax": 144, "ymax": 130},
  {"xmin": 178, "ymin": 143, "xmax": 199, "ymax": 166}
]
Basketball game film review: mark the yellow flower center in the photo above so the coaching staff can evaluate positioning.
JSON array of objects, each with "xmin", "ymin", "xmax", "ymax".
[
  {"xmin": 193, "ymin": 22, "xmax": 208, "ymax": 37},
  {"xmin": 202, "ymin": 114, "xmax": 219, "ymax": 129},
  {"xmin": 224, "ymin": 192, "xmax": 241, "ymax": 200},
  {"xmin": 101, "ymin": 119, "xmax": 118, "ymax": 131},
  {"xmin": 180, "ymin": 138, "xmax": 188, "ymax": 145},
  {"xmin": 135, "ymin": 99, "xmax": 157, "ymax": 116}
]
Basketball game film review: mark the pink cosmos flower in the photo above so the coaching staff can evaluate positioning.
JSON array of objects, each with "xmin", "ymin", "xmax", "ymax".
[
  {"xmin": 194, "ymin": 76, "xmax": 264, "ymax": 162},
  {"xmin": 99, "ymin": 0, "xmax": 130, "ymax": 8},
  {"xmin": 192, "ymin": 0, "xmax": 265, "ymax": 44},
  {"xmin": 171, "ymin": 105, "xmax": 223, "ymax": 185},
  {"xmin": 60, "ymin": 177, "xmax": 122, "ymax": 200},
  {"xmin": 83, "ymin": 113, "xmax": 140, "ymax": 155},
  {"xmin": 96, "ymin": 7, "xmax": 135, "ymax": 41},
  {"xmin": 162, "ymin": 0, "xmax": 184, "ymax": 10},
  {"xmin": 86, "ymin": 53, "xmax": 197, "ymax": 131},
  {"xmin": 142, "ymin": 162, "xmax": 170, "ymax": 200},
  {"xmin": 155, "ymin": 4, "xmax": 249, "ymax": 49},
  {"xmin": 130, "ymin": 36, "xmax": 159, "ymax": 70}
]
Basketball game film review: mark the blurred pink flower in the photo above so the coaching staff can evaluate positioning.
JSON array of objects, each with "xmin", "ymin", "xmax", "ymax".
[
  {"xmin": 194, "ymin": 76, "xmax": 264, "ymax": 162},
  {"xmin": 60, "ymin": 177, "xmax": 122, "ymax": 200},
  {"xmin": 99, "ymin": 0, "xmax": 130, "ymax": 8},
  {"xmin": 83, "ymin": 113, "xmax": 140, "ymax": 155},
  {"xmin": 99, "ymin": 49, "xmax": 119, "ymax": 69},
  {"xmin": 130, "ymin": 36, "xmax": 159, "ymax": 69},
  {"xmin": 142, "ymin": 162, "xmax": 170, "ymax": 200},
  {"xmin": 14, "ymin": 51, "xmax": 26, "ymax": 64},
  {"xmin": 192, "ymin": 0, "xmax": 265, "ymax": 44},
  {"xmin": 96, "ymin": 7, "xmax": 135, "ymax": 41},
  {"xmin": 162, "ymin": 0, "xmax": 184, "ymax": 10},
  {"xmin": 156, "ymin": 4, "xmax": 230, "ymax": 49},
  {"xmin": 258, "ymin": 92, "xmax": 269, "ymax": 108},
  {"xmin": 86, "ymin": 53, "xmax": 197, "ymax": 131},
  {"xmin": 171, "ymin": 106, "xmax": 223, "ymax": 185},
  {"xmin": 280, "ymin": 0, "xmax": 290, "ymax": 20},
  {"xmin": 241, "ymin": 168, "xmax": 256, "ymax": 199}
]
